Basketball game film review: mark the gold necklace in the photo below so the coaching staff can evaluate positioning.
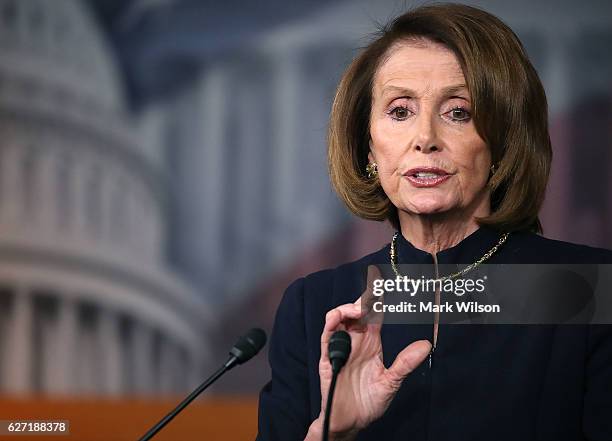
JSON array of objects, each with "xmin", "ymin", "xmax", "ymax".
[{"xmin": 390, "ymin": 231, "xmax": 509, "ymax": 280}]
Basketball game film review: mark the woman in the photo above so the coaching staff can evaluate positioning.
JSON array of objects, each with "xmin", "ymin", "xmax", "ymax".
[{"xmin": 257, "ymin": 4, "xmax": 612, "ymax": 440}]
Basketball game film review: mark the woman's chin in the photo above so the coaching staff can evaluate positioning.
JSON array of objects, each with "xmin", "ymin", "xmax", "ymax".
[{"xmin": 403, "ymin": 199, "xmax": 456, "ymax": 216}]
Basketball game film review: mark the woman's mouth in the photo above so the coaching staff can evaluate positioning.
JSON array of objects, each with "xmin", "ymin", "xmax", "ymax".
[{"xmin": 404, "ymin": 167, "xmax": 453, "ymax": 187}]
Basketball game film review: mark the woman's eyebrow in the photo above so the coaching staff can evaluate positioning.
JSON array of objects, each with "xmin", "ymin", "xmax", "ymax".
[
  {"xmin": 379, "ymin": 84, "xmax": 468, "ymax": 98},
  {"xmin": 440, "ymin": 84, "xmax": 469, "ymax": 97},
  {"xmin": 379, "ymin": 85, "xmax": 417, "ymax": 97}
]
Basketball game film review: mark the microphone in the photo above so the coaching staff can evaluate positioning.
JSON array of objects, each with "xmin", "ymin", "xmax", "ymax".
[
  {"xmin": 227, "ymin": 327, "xmax": 267, "ymax": 368},
  {"xmin": 322, "ymin": 330, "xmax": 352, "ymax": 441},
  {"xmin": 138, "ymin": 328, "xmax": 267, "ymax": 441}
]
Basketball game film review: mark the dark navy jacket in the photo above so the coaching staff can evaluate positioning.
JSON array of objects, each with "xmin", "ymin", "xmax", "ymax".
[{"xmin": 256, "ymin": 227, "xmax": 612, "ymax": 440}]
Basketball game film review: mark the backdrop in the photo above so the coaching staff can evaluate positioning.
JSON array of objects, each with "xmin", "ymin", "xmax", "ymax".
[{"xmin": 0, "ymin": 0, "xmax": 610, "ymax": 439}]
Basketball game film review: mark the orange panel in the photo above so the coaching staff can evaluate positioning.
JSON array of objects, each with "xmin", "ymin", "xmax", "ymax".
[{"xmin": 0, "ymin": 396, "xmax": 258, "ymax": 441}]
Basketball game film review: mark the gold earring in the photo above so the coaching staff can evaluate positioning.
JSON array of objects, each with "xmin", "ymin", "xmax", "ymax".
[{"xmin": 366, "ymin": 162, "xmax": 378, "ymax": 179}]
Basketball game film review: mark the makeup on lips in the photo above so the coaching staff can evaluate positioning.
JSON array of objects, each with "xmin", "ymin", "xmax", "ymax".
[{"xmin": 404, "ymin": 167, "xmax": 454, "ymax": 187}]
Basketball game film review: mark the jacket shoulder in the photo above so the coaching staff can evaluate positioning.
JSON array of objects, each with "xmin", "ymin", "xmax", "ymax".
[
  {"xmin": 304, "ymin": 245, "xmax": 388, "ymax": 285},
  {"xmin": 508, "ymin": 231, "xmax": 612, "ymax": 263},
  {"xmin": 299, "ymin": 244, "xmax": 389, "ymax": 309}
]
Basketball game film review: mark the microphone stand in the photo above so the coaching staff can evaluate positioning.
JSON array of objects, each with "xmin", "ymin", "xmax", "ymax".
[
  {"xmin": 138, "ymin": 358, "xmax": 235, "ymax": 441},
  {"xmin": 322, "ymin": 369, "xmax": 340, "ymax": 441},
  {"xmin": 136, "ymin": 328, "xmax": 266, "ymax": 441}
]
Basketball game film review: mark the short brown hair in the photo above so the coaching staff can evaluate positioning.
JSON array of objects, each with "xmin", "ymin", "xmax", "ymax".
[{"xmin": 328, "ymin": 3, "xmax": 551, "ymax": 233}]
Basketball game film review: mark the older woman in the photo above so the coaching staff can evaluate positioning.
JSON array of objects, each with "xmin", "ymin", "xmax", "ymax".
[{"xmin": 257, "ymin": 4, "xmax": 612, "ymax": 441}]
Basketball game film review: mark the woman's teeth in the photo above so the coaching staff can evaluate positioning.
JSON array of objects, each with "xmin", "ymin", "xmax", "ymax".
[{"xmin": 415, "ymin": 172, "xmax": 442, "ymax": 178}]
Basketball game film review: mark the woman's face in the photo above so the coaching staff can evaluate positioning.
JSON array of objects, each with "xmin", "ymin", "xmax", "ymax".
[{"xmin": 369, "ymin": 40, "xmax": 491, "ymax": 219}]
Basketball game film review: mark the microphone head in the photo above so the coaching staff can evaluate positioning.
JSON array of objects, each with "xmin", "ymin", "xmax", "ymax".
[
  {"xmin": 229, "ymin": 328, "xmax": 267, "ymax": 365},
  {"xmin": 328, "ymin": 330, "xmax": 351, "ymax": 373}
]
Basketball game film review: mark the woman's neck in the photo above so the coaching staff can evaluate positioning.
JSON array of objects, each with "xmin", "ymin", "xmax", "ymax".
[
  {"xmin": 399, "ymin": 217, "xmax": 480, "ymax": 255},
  {"xmin": 398, "ymin": 198, "xmax": 491, "ymax": 255}
]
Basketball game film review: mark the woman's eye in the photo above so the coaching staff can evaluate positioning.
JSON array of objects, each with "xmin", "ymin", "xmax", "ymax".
[
  {"xmin": 389, "ymin": 106, "xmax": 410, "ymax": 120},
  {"xmin": 446, "ymin": 107, "xmax": 471, "ymax": 122}
]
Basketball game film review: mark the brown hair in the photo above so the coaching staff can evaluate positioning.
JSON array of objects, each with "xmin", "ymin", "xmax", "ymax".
[{"xmin": 328, "ymin": 3, "xmax": 551, "ymax": 233}]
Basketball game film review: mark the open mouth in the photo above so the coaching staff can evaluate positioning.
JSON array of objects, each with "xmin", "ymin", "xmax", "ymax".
[{"xmin": 404, "ymin": 168, "xmax": 453, "ymax": 187}]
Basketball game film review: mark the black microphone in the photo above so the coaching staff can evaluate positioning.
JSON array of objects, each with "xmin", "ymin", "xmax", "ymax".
[
  {"xmin": 137, "ymin": 328, "xmax": 267, "ymax": 441},
  {"xmin": 322, "ymin": 330, "xmax": 352, "ymax": 441},
  {"xmin": 227, "ymin": 327, "xmax": 267, "ymax": 369}
]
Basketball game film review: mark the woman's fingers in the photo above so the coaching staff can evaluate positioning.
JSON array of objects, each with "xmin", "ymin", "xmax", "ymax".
[
  {"xmin": 320, "ymin": 303, "xmax": 363, "ymax": 362},
  {"xmin": 386, "ymin": 340, "xmax": 432, "ymax": 386},
  {"xmin": 320, "ymin": 264, "xmax": 386, "ymax": 364},
  {"xmin": 362, "ymin": 265, "xmax": 382, "ymax": 308},
  {"xmin": 324, "ymin": 303, "xmax": 363, "ymax": 332},
  {"xmin": 360, "ymin": 265, "xmax": 385, "ymax": 326}
]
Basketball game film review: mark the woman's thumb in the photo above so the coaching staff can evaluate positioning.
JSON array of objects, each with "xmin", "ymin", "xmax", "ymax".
[{"xmin": 387, "ymin": 340, "xmax": 432, "ymax": 385}]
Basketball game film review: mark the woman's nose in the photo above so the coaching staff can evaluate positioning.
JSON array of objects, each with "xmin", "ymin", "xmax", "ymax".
[
  {"xmin": 414, "ymin": 114, "xmax": 439, "ymax": 153},
  {"xmin": 416, "ymin": 143, "xmax": 439, "ymax": 153}
]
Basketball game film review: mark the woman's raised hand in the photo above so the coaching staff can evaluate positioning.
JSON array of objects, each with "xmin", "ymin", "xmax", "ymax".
[{"xmin": 305, "ymin": 266, "xmax": 432, "ymax": 441}]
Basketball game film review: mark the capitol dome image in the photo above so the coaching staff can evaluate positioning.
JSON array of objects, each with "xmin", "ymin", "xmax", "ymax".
[{"xmin": 0, "ymin": 0, "xmax": 211, "ymax": 397}]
